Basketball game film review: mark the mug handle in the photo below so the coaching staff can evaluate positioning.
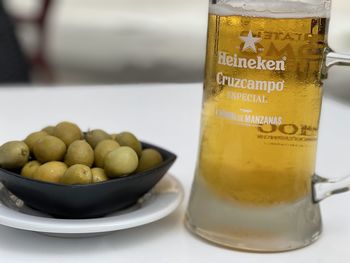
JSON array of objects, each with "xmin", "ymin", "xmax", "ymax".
[{"xmin": 313, "ymin": 50, "xmax": 350, "ymax": 202}]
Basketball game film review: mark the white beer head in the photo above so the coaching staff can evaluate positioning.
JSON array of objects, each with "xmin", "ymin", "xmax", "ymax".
[{"xmin": 210, "ymin": 0, "xmax": 330, "ymax": 18}]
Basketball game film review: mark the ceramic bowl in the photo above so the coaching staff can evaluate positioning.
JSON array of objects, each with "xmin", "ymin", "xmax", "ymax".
[{"xmin": 0, "ymin": 142, "xmax": 176, "ymax": 219}]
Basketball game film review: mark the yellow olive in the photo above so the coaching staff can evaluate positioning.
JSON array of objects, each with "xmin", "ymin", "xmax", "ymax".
[
  {"xmin": 33, "ymin": 136, "xmax": 66, "ymax": 163},
  {"xmin": 24, "ymin": 131, "xmax": 48, "ymax": 152},
  {"xmin": 59, "ymin": 164, "xmax": 92, "ymax": 185},
  {"xmin": 42, "ymin": 126, "xmax": 55, "ymax": 135},
  {"xmin": 115, "ymin": 132, "xmax": 142, "ymax": 156},
  {"xmin": 136, "ymin": 149, "xmax": 163, "ymax": 172},
  {"xmin": 104, "ymin": 146, "xmax": 138, "ymax": 178},
  {"xmin": 21, "ymin": 160, "xmax": 41, "ymax": 178},
  {"xmin": 94, "ymin": 139, "xmax": 120, "ymax": 168},
  {"xmin": 32, "ymin": 161, "xmax": 67, "ymax": 183},
  {"xmin": 65, "ymin": 140, "xmax": 94, "ymax": 167},
  {"xmin": 53, "ymin": 121, "xmax": 82, "ymax": 146},
  {"xmin": 85, "ymin": 129, "xmax": 111, "ymax": 148},
  {"xmin": 0, "ymin": 141, "xmax": 30, "ymax": 169},
  {"xmin": 91, "ymin": 167, "xmax": 108, "ymax": 183},
  {"xmin": 110, "ymin": 133, "xmax": 118, "ymax": 141}
]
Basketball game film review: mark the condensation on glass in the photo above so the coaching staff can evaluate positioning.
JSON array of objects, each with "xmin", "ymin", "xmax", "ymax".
[{"xmin": 186, "ymin": 0, "xmax": 350, "ymax": 252}]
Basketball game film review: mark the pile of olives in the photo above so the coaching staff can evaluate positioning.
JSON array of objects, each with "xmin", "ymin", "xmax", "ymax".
[{"xmin": 0, "ymin": 122, "xmax": 163, "ymax": 185}]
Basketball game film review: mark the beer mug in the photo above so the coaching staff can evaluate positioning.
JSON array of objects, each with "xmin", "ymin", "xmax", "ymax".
[{"xmin": 186, "ymin": 0, "xmax": 350, "ymax": 252}]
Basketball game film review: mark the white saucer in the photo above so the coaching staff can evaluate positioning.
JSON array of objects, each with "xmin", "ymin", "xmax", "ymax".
[{"xmin": 0, "ymin": 174, "xmax": 183, "ymax": 237}]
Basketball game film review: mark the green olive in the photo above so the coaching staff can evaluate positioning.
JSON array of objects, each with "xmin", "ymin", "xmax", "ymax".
[
  {"xmin": 91, "ymin": 167, "xmax": 108, "ymax": 183},
  {"xmin": 32, "ymin": 161, "xmax": 67, "ymax": 183},
  {"xmin": 136, "ymin": 149, "xmax": 163, "ymax": 172},
  {"xmin": 59, "ymin": 164, "xmax": 92, "ymax": 185},
  {"xmin": 110, "ymin": 133, "xmax": 118, "ymax": 141},
  {"xmin": 94, "ymin": 139, "xmax": 120, "ymax": 168},
  {"xmin": 41, "ymin": 126, "xmax": 55, "ymax": 135},
  {"xmin": 104, "ymin": 146, "xmax": 138, "ymax": 178},
  {"xmin": 24, "ymin": 131, "xmax": 48, "ymax": 152},
  {"xmin": 65, "ymin": 140, "xmax": 94, "ymax": 167},
  {"xmin": 0, "ymin": 141, "xmax": 30, "ymax": 169},
  {"xmin": 85, "ymin": 129, "xmax": 111, "ymax": 148},
  {"xmin": 21, "ymin": 160, "xmax": 41, "ymax": 178},
  {"xmin": 53, "ymin": 121, "xmax": 82, "ymax": 146},
  {"xmin": 33, "ymin": 136, "xmax": 66, "ymax": 163},
  {"xmin": 115, "ymin": 132, "xmax": 142, "ymax": 156}
]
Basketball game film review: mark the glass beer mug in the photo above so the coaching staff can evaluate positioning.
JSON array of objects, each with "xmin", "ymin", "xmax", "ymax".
[{"xmin": 186, "ymin": 0, "xmax": 350, "ymax": 252}]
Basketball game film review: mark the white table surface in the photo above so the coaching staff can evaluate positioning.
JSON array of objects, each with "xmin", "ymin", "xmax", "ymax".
[{"xmin": 0, "ymin": 83, "xmax": 350, "ymax": 262}]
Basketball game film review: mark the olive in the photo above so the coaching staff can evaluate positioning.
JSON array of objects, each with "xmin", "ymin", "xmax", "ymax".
[
  {"xmin": 0, "ymin": 141, "xmax": 29, "ymax": 169},
  {"xmin": 21, "ymin": 160, "xmax": 41, "ymax": 178},
  {"xmin": 42, "ymin": 126, "xmax": 55, "ymax": 135},
  {"xmin": 94, "ymin": 139, "xmax": 120, "ymax": 168},
  {"xmin": 115, "ymin": 132, "xmax": 142, "ymax": 156},
  {"xmin": 65, "ymin": 140, "xmax": 94, "ymax": 167},
  {"xmin": 91, "ymin": 167, "xmax": 108, "ymax": 183},
  {"xmin": 53, "ymin": 121, "xmax": 82, "ymax": 146},
  {"xmin": 33, "ymin": 135, "xmax": 66, "ymax": 163},
  {"xmin": 136, "ymin": 149, "xmax": 163, "ymax": 172},
  {"xmin": 59, "ymin": 164, "xmax": 92, "ymax": 185},
  {"xmin": 104, "ymin": 146, "xmax": 138, "ymax": 178},
  {"xmin": 85, "ymin": 129, "xmax": 111, "ymax": 148},
  {"xmin": 110, "ymin": 133, "xmax": 118, "ymax": 141},
  {"xmin": 32, "ymin": 161, "xmax": 67, "ymax": 183},
  {"xmin": 24, "ymin": 131, "xmax": 48, "ymax": 152}
]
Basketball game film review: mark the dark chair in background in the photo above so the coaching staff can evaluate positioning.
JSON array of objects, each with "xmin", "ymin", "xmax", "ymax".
[
  {"xmin": 10, "ymin": 0, "xmax": 53, "ymax": 82},
  {"xmin": 0, "ymin": 0, "xmax": 30, "ymax": 84}
]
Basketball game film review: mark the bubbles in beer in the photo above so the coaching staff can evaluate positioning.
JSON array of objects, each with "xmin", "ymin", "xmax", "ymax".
[{"xmin": 195, "ymin": 7, "xmax": 327, "ymax": 205}]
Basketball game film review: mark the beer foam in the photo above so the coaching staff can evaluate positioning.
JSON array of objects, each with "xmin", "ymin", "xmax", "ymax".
[{"xmin": 210, "ymin": 0, "xmax": 330, "ymax": 18}]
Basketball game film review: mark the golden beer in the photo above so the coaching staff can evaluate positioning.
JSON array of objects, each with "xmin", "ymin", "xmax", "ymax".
[
  {"xmin": 185, "ymin": 1, "xmax": 345, "ymax": 252},
  {"xmin": 196, "ymin": 13, "xmax": 327, "ymax": 205}
]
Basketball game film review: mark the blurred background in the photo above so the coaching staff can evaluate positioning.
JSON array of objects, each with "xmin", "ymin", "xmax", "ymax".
[
  {"xmin": 1, "ymin": 0, "xmax": 208, "ymax": 84},
  {"xmin": 0, "ymin": 0, "xmax": 350, "ymax": 90}
]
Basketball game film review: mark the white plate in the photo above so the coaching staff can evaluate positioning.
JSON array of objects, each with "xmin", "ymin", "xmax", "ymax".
[{"xmin": 0, "ymin": 174, "xmax": 183, "ymax": 237}]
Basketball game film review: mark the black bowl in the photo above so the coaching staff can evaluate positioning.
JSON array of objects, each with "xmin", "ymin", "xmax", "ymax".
[{"xmin": 0, "ymin": 142, "xmax": 176, "ymax": 219}]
